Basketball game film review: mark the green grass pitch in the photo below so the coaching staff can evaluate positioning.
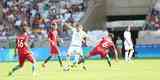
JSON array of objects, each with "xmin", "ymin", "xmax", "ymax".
[{"xmin": 0, "ymin": 59, "xmax": 160, "ymax": 80}]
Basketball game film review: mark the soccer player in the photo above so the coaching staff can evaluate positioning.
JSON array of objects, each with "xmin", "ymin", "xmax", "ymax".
[
  {"xmin": 124, "ymin": 26, "xmax": 134, "ymax": 63},
  {"xmin": 8, "ymin": 27, "xmax": 36, "ymax": 76},
  {"xmin": 42, "ymin": 23, "xmax": 63, "ymax": 67},
  {"xmin": 65, "ymin": 22, "xmax": 87, "ymax": 70},
  {"xmin": 79, "ymin": 33, "xmax": 118, "ymax": 67}
]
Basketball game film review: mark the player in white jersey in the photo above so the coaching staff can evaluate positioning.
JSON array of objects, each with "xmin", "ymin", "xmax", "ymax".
[
  {"xmin": 124, "ymin": 25, "xmax": 134, "ymax": 63},
  {"xmin": 65, "ymin": 22, "xmax": 87, "ymax": 70}
]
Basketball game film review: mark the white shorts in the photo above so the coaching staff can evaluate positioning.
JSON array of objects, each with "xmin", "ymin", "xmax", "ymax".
[
  {"xmin": 67, "ymin": 45, "xmax": 83, "ymax": 56},
  {"xmin": 124, "ymin": 41, "xmax": 133, "ymax": 50}
]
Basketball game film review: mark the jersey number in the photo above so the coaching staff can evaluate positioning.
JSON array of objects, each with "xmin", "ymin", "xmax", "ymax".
[
  {"xmin": 17, "ymin": 40, "xmax": 24, "ymax": 48},
  {"xmin": 102, "ymin": 42, "xmax": 109, "ymax": 48}
]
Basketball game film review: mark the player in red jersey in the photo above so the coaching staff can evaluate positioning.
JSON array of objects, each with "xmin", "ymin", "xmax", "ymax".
[
  {"xmin": 42, "ymin": 23, "xmax": 63, "ymax": 67},
  {"xmin": 79, "ymin": 34, "xmax": 118, "ymax": 67},
  {"xmin": 8, "ymin": 27, "xmax": 36, "ymax": 76}
]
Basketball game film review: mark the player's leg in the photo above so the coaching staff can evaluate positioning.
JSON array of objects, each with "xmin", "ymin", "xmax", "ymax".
[
  {"xmin": 79, "ymin": 55, "xmax": 87, "ymax": 70},
  {"xmin": 70, "ymin": 50, "xmax": 87, "ymax": 70},
  {"xmin": 100, "ymin": 50, "xmax": 111, "ymax": 67},
  {"xmin": 125, "ymin": 50, "xmax": 129, "ymax": 62},
  {"xmin": 69, "ymin": 47, "xmax": 79, "ymax": 68},
  {"xmin": 86, "ymin": 47, "xmax": 98, "ymax": 59},
  {"xmin": 105, "ymin": 54, "xmax": 111, "ymax": 67},
  {"xmin": 66, "ymin": 46, "xmax": 76, "ymax": 66},
  {"xmin": 128, "ymin": 49, "xmax": 134, "ymax": 62},
  {"xmin": 42, "ymin": 56, "xmax": 52, "ymax": 67},
  {"xmin": 8, "ymin": 65, "xmax": 22, "ymax": 76},
  {"xmin": 124, "ymin": 43, "xmax": 130, "ymax": 62},
  {"xmin": 78, "ymin": 48, "xmax": 87, "ymax": 70},
  {"xmin": 64, "ymin": 49, "xmax": 72, "ymax": 71},
  {"xmin": 42, "ymin": 46, "xmax": 55, "ymax": 67},
  {"xmin": 78, "ymin": 48, "xmax": 97, "ymax": 64},
  {"xmin": 71, "ymin": 54, "xmax": 79, "ymax": 68},
  {"xmin": 78, "ymin": 47, "xmax": 101, "ymax": 71},
  {"xmin": 26, "ymin": 54, "xmax": 36, "ymax": 74},
  {"xmin": 77, "ymin": 53, "xmax": 89, "ymax": 65},
  {"xmin": 8, "ymin": 55, "xmax": 25, "ymax": 76},
  {"xmin": 78, "ymin": 55, "xmax": 85, "ymax": 64},
  {"xmin": 55, "ymin": 46, "xmax": 63, "ymax": 67},
  {"xmin": 57, "ymin": 54, "xmax": 63, "ymax": 67}
]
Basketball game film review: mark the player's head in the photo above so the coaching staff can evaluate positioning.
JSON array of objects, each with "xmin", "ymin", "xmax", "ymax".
[
  {"xmin": 72, "ymin": 21, "xmax": 78, "ymax": 27},
  {"xmin": 108, "ymin": 33, "xmax": 113, "ymax": 38},
  {"xmin": 76, "ymin": 23, "xmax": 83, "ymax": 32},
  {"xmin": 64, "ymin": 21, "xmax": 71, "ymax": 27},
  {"xmin": 79, "ymin": 25, "xmax": 83, "ymax": 30},
  {"xmin": 51, "ymin": 23, "xmax": 58, "ymax": 30},
  {"xmin": 19, "ymin": 27, "xmax": 28, "ymax": 34}
]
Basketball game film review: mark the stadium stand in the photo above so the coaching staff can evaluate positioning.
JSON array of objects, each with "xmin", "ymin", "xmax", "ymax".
[
  {"xmin": 146, "ymin": 0, "xmax": 160, "ymax": 30},
  {"xmin": 0, "ymin": 0, "xmax": 87, "ymax": 48}
]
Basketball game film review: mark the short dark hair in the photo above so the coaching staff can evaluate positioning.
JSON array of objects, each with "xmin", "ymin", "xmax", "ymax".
[{"xmin": 20, "ymin": 27, "xmax": 27, "ymax": 33}]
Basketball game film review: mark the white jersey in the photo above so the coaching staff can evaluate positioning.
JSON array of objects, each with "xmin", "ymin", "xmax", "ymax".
[
  {"xmin": 68, "ymin": 27, "xmax": 87, "ymax": 55},
  {"xmin": 70, "ymin": 28, "xmax": 82, "ymax": 47},
  {"xmin": 124, "ymin": 31, "xmax": 133, "ymax": 50}
]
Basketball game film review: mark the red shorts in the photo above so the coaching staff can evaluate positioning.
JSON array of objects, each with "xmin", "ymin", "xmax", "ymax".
[
  {"xmin": 88, "ymin": 46, "xmax": 109, "ymax": 59},
  {"xmin": 18, "ymin": 53, "xmax": 35, "ymax": 66},
  {"xmin": 50, "ymin": 45, "xmax": 59, "ymax": 56}
]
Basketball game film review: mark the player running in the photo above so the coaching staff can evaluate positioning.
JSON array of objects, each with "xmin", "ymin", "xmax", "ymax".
[
  {"xmin": 79, "ymin": 33, "xmax": 118, "ymax": 67},
  {"xmin": 65, "ymin": 22, "xmax": 87, "ymax": 70},
  {"xmin": 8, "ymin": 27, "xmax": 36, "ymax": 76},
  {"xmin": 42, "ymin": 23, "xmax": 63, "ymax": 67}
]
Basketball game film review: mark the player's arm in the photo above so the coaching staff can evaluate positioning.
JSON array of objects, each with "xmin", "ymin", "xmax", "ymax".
[
  {"xmin": 48, "ymin": 38, "xmax": 52, "ymax": 43},
  {"xmin": 80, "ymin": 31, "xmax": 88, "ymax": 42},
  {"xmin": 24, "ymin": 39, "xmax": 32, "ymax": 53},
  {"xmin": 48, "ymin": 35, "xmax": 55, "ymax": 46},
  {"xmin": 64, "ymin": 22, "xmax": 75, "ymax": 31},
  {"xmin": 47, "ymin": 31, "xmax": 54, "ymax": 45},
  {"xmin": 83, "ymin": 31, "xmax": 90, "ymax": 41}
]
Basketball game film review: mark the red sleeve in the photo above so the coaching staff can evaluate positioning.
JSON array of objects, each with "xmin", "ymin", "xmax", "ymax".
[
  {"xmin": 48, "ymin": 32, "xmax": 53, "ymax": 42},
  {"xmin": 48, "ymin": 32, "xmax": 51, "ymax": 39}
]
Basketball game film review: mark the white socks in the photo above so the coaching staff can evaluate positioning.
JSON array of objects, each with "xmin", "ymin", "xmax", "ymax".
[{"xmin": 125, "ymin": 50, "xmax": 134, "ymax": 63}]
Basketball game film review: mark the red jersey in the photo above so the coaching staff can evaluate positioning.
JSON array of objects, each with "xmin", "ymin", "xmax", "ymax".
[
  {"xmin": 48, "ymin": 30, "xmax": 58, "ymax": 46},
  {"xmin": 88, "ymin": 36, "xmax": 116, "ymax": 59},
  {"xmin": 16, "ymin": 33, "xmax": 29, "ymax": 55},
  {"xmin": 97, "ymin": 36, "xmax": 114, "ymax": 49}
]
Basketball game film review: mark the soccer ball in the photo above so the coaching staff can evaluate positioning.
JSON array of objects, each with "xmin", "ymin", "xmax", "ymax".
[{"xmin": 63, "ymin": 64, "xmax": 70, "ymax": 71}]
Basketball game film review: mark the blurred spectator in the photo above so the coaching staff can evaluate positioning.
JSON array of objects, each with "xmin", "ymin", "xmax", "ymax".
[
  {"xmin": 0, "ymin": 2, "xmax": 3, "ymax": 22},
  {"xmin": 116, "ymin": 37, "xmax": 123, "ymax": 58},
  {"xmin": 32, "ymin": 13, "xmax": 45, "ymax": 29},
  {"xmin": 0, "ymin": 0, "xmax": 87, "ymax": 48},
  {"xmin": 14, "ymin": 16, "xmax": 22, "ymax": 31}
]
